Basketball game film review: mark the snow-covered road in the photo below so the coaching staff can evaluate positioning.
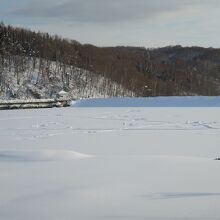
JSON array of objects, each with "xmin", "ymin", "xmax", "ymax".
[{"xmin": 0, "ymin": 105, "xmax": 220, "ymax": 219}]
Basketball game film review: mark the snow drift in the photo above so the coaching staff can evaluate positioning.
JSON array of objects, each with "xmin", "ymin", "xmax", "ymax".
[{"xmin": 0, "ymin": 150, "xmax": 92, "ymax": 162}]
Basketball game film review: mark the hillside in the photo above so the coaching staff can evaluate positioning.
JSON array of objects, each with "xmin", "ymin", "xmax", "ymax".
[
  {"xmin": 0, "ymin": 57, "xmax": 133, "ymax": 100},
  {"xmin": 0, "ymin": 22, "xmax": 220, "ymax": 99},
  {"xmin": 0, "ymin": 23, "xmax": 133, "ymax": 99}
]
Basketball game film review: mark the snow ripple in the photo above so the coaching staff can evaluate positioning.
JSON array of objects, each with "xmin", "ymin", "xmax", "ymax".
[
  {"xmin": 145, "ymin": 192, "xmax": 220, "ymax": 200},
  {"xmin": 0, "ymin": 150, "xmax": 92, "ymax": 162}
]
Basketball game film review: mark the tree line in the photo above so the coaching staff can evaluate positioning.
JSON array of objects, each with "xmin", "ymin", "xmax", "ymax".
[{"xmin": 0, "ymin": 22, "xmax": 220, "ymax": 97}]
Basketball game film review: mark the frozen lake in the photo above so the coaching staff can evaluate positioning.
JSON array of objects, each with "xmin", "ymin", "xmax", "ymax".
[{"xmin": 0, "ymin": 101, "xmax": 220, "ymax": 219}]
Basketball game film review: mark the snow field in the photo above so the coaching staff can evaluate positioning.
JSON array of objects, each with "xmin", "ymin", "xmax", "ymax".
[{"xmin": 0, "ymin": 100, "xmax": 220, "ymax": 220}]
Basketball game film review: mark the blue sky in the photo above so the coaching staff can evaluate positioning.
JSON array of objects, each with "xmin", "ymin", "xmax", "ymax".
[{"xmin": 1, "ymin": 0, "xmax": 220, "ymax": 48}]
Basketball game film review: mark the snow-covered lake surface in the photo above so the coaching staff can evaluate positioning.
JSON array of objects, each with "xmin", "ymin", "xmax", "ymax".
[
  {"xmin": 71, "ymin": 96, "xmax": 220, "ymax": 107},
  {"xmin": 1, "ymin": 98, "xmax": 220, "ymax": 220}
]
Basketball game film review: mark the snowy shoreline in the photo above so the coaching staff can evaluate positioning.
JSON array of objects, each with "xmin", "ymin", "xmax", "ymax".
[
  {"xmin": 0, "ymin": 98, "xmax": 71, "ymax": 110},
  {"xmin": 1, "ymin": 96, "xmax": 220, "ymax": 110}
]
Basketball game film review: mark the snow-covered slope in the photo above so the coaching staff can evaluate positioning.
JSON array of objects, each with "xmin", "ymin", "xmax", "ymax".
[{"xmin": 0, "ymin": 57, "xmax": 133, "ymax": 100}]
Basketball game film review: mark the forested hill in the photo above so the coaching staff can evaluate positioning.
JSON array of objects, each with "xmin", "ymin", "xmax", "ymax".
[{"xmin": 0, "ymin": 23, "xmax": 220, "ymax": 99}]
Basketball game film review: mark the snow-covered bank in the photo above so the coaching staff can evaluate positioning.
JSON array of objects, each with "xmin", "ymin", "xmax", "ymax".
[{"xmin": 71, "ymin": 96, "xmax": 220, "ymax": 107}]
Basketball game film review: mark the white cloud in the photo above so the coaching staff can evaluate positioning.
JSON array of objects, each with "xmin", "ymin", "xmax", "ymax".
[{"xmin": 2, "ymin": 0, "xmax": 220, "ymax": 48}]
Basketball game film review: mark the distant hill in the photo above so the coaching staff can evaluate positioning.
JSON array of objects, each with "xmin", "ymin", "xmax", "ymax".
[{"xmin": 0, "ymin": 22, "xmax": 220, "ymax": 99}]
